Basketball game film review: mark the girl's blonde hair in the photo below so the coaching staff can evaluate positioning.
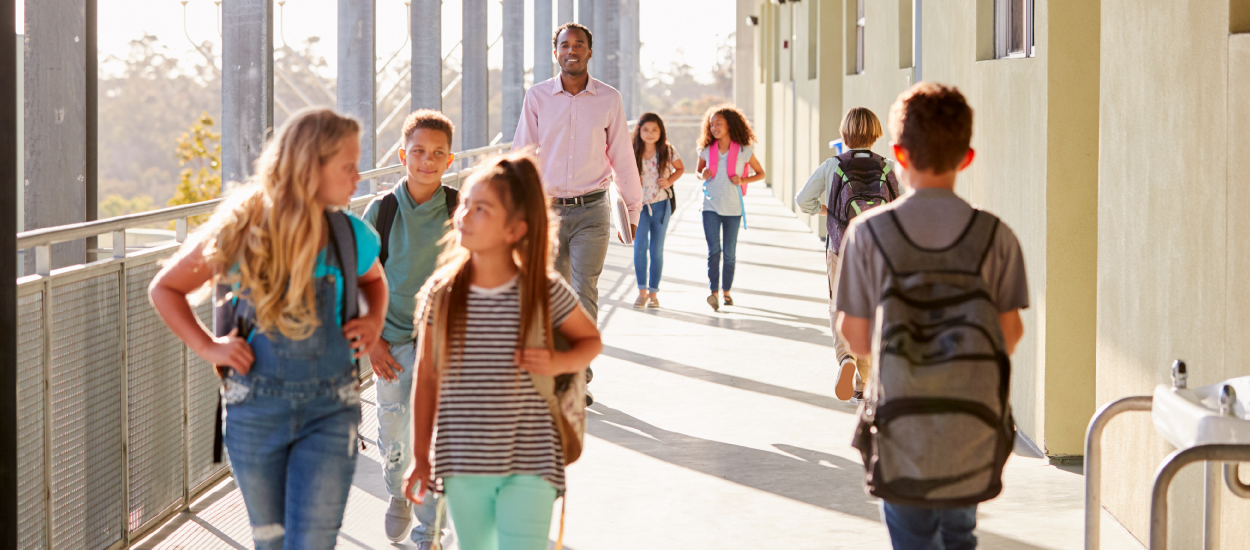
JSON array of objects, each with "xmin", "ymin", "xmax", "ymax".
[
  {"xmin": 840, "ymin": 107, "xmax": 883, "ymax": 149},
  {"xmin": 192, "ymin": 108, "xmax": 361, "ymax": 340},
  {"xmin": 420, "ymin": 152, "xmax": 556, "ymax": 372}
]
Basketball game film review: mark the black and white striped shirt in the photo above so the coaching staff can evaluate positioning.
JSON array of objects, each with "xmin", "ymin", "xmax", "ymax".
[{"xmin": 427, "ymin": 275, "xmax": 579, "ymax": 491}]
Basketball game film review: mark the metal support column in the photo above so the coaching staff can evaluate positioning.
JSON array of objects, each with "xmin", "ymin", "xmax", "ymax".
[
  {"xmin": 222, "ymin": 0, "xmax": 275, "ymax": 187},
  {"xmin": 1, "ymin": 0, "xmax": 19, "ymax": 547},
  {"xmin": 339, "ymin": 0, "xmax": 376, "ymax": 180},
  {"xmin": 23, "ymin": 0, "xmax": 89, "ymax": 271},
  {"xmin": 593, "ymin": 0, "xmax": 617, "ymax": 88},
  {"xmin": 85, "ymin": 0, "xmax": 97, "ymax": 259},
  {"xmin": 462, "ymin": 0, "xmax": 489, "ymax": 149},
  {"xmin": 412, "ymin": 0, "xmax": 442, "ymax": 110},
  {"xmin": 502, "ymin": 0, "xmax": 523, "ymax": 139},
  {"xmin": 618, "ymin": 0, "xmax": 635, "ymax": 119},
  {"xmin": 533, "ymin": 0, "xmax": 553, "ymax": 84},
  {"xmin": 578, "ymin": 0, "xmax": 593, "ymax": 74},
  {"xmin": 558, "ymin": 0, "xmax": 574, "ymax": 26}
]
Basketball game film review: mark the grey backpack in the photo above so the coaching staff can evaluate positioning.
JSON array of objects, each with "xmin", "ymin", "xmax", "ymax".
[{"xmin": 851, "ymin": 209, "xmax": 1015, "ymax": 507}]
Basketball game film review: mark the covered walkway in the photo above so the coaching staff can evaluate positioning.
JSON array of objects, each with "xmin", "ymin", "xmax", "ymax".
[{"xmin": 132, "ymin": 177, "xmax": 1144, "ymax": 550}]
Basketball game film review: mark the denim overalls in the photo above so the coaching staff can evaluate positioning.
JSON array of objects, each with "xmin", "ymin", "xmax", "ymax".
[{"xmin": 221, "ymin": 271, "xmax": 362, "ymax": 550}]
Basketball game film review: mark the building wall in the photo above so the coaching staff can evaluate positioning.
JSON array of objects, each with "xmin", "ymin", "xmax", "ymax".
[
  {"xmin": 745, "ymin": 0, "xmax": 1250, "ymax": 545},
  {"xmin": 748, "ymin": 0, "xmax": 1101, "ymax": 460},
  {"xmin": 740, "ymin": 0, "xmax": 1095, "ymax": 457},
  {"xmin": 1098, "ymin": 2, "xmax": 1250, "ymax": 546}
]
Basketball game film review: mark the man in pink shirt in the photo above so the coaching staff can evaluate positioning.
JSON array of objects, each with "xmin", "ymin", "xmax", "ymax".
[{"xmin": 512, "ymin": 22, "xmax": 642, "ymax": 324}]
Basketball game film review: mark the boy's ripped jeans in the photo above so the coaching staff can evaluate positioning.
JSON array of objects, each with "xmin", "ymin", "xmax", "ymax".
[
  {"xmin": 827, "ymin": 250, "xmax": 872, "ymax": 392},
  {"xmin": 374, "ymin": 340, "xmax": 441, "ymax": 544}
]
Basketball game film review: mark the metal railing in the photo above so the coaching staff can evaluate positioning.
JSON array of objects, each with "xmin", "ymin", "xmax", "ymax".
[{"xmin": 11, "ymin": 142, "xmax": 511, "ymax": 550}]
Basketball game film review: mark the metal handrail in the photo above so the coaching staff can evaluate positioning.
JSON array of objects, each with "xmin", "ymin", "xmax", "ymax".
[
  {"xmin": 1084, "ymin": 395, "xmax": 1153, "ymax": 550},
  {"xmin": 16, "ymin": 144, "xmax": 511, "ymax": 251},
  {"xmin": 17, "ymin": 142, "xmax": 512, "ymax": 276}
]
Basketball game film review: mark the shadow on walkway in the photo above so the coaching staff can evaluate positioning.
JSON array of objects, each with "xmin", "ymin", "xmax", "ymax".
[
  {"xmin": 600, "ymin": 345, "xmax": 853, "ymax": 413},
  {"xmin": 589, "ymin": 402, "xmax": 1055, "ymax": 550},
  {"xmin": 599, "ymin": 296, "xmax": 834, "ymax": 347},
  {"xmin": 588, "ymin": 401, "xmax": 877, "ymax": 520}
]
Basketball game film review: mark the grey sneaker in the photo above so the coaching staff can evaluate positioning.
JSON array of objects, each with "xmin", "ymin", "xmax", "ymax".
[
  {"xmin": 384, "ymin": 497, "xmax": 413, "ymax": 542},
  {"xmin": 416, "ymin": 542, "xmax": 432, "ymax": 550}
]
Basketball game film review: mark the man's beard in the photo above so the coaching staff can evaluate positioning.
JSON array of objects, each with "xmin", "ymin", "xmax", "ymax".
[{"xmin": 560, "ymin": 61, "xmax": 587, "ymax": 77}]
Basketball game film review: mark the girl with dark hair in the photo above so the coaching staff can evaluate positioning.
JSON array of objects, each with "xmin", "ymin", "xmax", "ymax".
[
  {"xmin": 630, "ymin": 112, "xmax": 685, "ymax": 308},
  {"xmin": 402, "ymin": 152, "xmax": 603, "ymax": 550},
  {"xmin": 696, "ymin": 104, "xmax": 766, "ymax": 311}
]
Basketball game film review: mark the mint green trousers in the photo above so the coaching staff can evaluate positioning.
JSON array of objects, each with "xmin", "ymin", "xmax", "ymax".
[{"xmin": 443, "ymin": 475, "xmax": 557, "ymax": 550}]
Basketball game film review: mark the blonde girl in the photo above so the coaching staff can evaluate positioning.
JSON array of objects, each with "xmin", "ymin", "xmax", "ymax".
[
  {"xmin": 696, "ymin": 104, "xmax": 766, "ymax": 311},
  {"xmin": 630, "ymin": 112, "xmax": 685, "ymax": 309},
  {"xmin": 402, "ymin": 153, "xmax": 603, "ymax": 550},
  {"xmin": 148, "ymin": 108, "xmax": 389, "ymax": 550}
]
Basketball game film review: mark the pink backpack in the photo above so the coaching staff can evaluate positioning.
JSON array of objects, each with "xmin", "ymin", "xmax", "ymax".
[
  {"xmin": 706, "ymin": 140, "xmax": 749, "ymax": 194},
  {"xmin": 705, "ymin": 141, "xmax": 750, "ymax": 229}
]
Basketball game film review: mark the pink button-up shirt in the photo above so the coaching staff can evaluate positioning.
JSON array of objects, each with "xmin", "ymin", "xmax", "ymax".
[{"xmin": 511, "ymin": 76, "xmax": 642, "ymax": 225}]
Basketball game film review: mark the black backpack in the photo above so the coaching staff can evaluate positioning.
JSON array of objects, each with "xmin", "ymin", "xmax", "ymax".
[
  {"xmin": 373, "ymin": 182, "xmax": 460, "ymax": 266},
  {"xmin": 211, "ymin": 209, "xmax": 360, "ymax": 463},
  {"xmin": 827, "ymin": 152, "xmax": 897, "ymax": 240},
  {"xmin": 851, "ymin": 209, "xmax": 1015, "ymax": 507}
]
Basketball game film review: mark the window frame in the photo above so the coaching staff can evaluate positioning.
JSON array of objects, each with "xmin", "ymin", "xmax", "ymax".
[
  {"xmin": 994, "ymin": 0, "xmax": 1034, "ymax": 59},
  {"xmin": 855, "ymin": 0, "xmax": 865, "ymax": 74},
  {"xmin": 808, "ymin": 0, "xmax": 819, "ymax": 79}
]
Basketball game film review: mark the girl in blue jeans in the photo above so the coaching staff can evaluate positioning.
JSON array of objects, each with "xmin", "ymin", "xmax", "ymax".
[
  {"xmin": 149, "ymin": 108, "xmax": 389, "ymax": 550},
  {"xmin": 403, "ymin": 153, "xmax": 603, "ymax": 550},
  {"xmin": 695, "ymin": 104, "xmax": 766, "ymax": 311},
  {"xmin": 631, "ymin": 112, "xmax": 685, "ymax": 308}
]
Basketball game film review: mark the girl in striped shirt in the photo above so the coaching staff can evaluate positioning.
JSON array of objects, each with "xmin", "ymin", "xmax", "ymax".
[{"xmin": 403, "ymin": 153, "xmax": 603, "ymax": 550}]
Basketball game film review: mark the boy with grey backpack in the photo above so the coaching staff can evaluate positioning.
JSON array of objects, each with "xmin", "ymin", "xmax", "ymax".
[{"xmin": 834, "ymin": 83, "xmax": 1029, "ymax": 549}]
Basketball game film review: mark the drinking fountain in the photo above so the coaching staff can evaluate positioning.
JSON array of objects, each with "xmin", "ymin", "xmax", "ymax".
[{"xmin": 1085, "ymin": 360, "xmax": 1250, "ymax": 550}]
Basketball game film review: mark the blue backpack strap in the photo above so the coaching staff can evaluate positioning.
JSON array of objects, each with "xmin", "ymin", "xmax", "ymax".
[
  {"xmin": 738, "ymin": 186, "xmax": 748, "ymax": 230},
  {"xmin": 325, "ymin": 210, "xmax": 359, "ymax": 324}
]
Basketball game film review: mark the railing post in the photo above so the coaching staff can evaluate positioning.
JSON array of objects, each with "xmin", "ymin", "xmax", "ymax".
[
  {"xmin": 175, "ymin": 219, "xmax": 188, "ymax": 243},
  {"xmin": 42, "ymin": 277, "xmax": 53, "ymax": 549},
  {"xmin": 35, "ymin": 246, "xmax": 51, "ymax": 277},
  {"xmin": 1084, "ymin": 395, "xmax": 1153, "ymax": 550},
  {"xmin": 112, "ymin": 230, "xmax": 126, "ymax": 260}
]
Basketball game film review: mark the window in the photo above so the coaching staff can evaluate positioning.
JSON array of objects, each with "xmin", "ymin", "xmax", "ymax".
[
  {"xmin": 995, "ymin": 0, "xmax": 1033, "ymax": 58},
  {"xmin": 1234, "ymin": 0, "xmax": 1250, "ymax": 34},
  {"xmin": 899, "ymin": 0, "xmax": 913, "ymax": 69},
  {"xmin": 856, "ymin": 0, "xmax": 865, "ymax": 73},
  {"xmin": 773, "ymin": 5, "xmax": 781, "ymax": 82},
  {"xmin": 808, "ymin": 0, "xmax": 819, "ymax": 79}
]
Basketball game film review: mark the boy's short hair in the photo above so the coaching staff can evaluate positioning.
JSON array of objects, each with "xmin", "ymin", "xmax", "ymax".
[
  {"xmin": 402, "ymin": 110, "xmax": 454, "ymax": 148},
  {"xmin": 553, "ymin": 22, "xmax": 593, "ymax": 50},
  {"xmin": 840, "ymin": 107, "xmax": 883, "ymax": 150},
  {"xmin": 888, "ymin": 83, "xmax": 974, "ymax": 173}
]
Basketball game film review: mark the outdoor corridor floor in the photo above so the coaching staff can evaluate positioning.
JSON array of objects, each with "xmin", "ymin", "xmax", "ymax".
[{"xmin": 136, "ymin": 176, "xmax": 1146, "ymax": 550}]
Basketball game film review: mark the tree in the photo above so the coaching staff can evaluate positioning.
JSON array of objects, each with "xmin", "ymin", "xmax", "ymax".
[
  {"xmin": 99, "ymin": 194, "xmax": 155, "ymax": 218},
  {"xmin": 98, "ymin": 35, "xmax": 221, "ymax": 206},
  {"xmin": 168, "ymin": 112, "xmax": 222, "ymax": 226}
]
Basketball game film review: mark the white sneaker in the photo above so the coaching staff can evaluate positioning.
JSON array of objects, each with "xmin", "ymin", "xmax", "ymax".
[{"xmin": 384, "ymin": 497, "xmax": 413, "ymax": 542}]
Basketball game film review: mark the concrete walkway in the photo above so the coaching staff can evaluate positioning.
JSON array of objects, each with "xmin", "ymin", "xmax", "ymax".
[{"xmin": 135, "ymin": 176, "xmax": 1145, "ymax": 549}]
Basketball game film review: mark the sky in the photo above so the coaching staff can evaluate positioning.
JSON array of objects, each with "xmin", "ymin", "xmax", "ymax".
[{"xmin": 15, "ymin": 0, "xmax": 736, "ymax": 83}]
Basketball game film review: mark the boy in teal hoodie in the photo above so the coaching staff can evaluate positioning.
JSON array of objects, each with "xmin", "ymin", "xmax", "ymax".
[{"xmin": 363, "ymin": 110, "xmax": 458, "ymax": 548}]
